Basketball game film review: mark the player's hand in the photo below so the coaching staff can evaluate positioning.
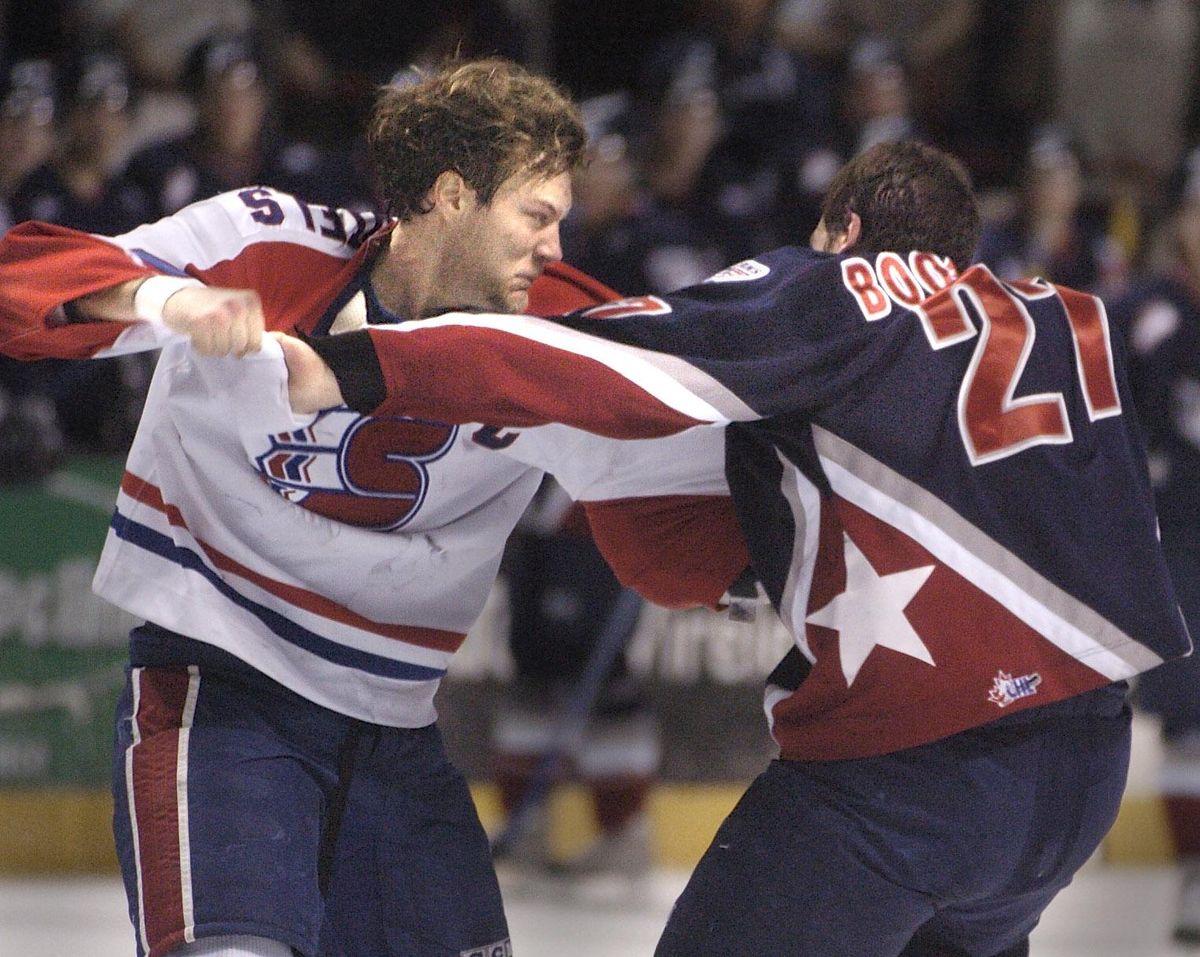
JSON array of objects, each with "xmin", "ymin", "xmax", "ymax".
[
  {"xmin": 162, "ymin": 286, "xmax": 265, "ymax": 357},
  {"xmin": 269, "ymin": 331, "xmax": 345, "ymax": 413}
]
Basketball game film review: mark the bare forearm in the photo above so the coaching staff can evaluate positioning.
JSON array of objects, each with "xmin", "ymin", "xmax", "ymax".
[
  {"xmin": 72, "ymin": 275, "xmax": 210, "ymax": 325},
  {"xmin": 272, "ymin": 331, "xmax": 345, "ymax": 411},
  {"xmin": 74, "ymin": 276, "xmax": 265, "ymax": 357},
  {"xmin": 68, "ymin": 278, "xmax": 144, "ymax": 322}
]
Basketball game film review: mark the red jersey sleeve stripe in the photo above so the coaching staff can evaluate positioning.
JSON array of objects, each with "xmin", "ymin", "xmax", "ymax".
[{"xmin": 364, "ymin": 323, "xmax": 709, "ymax": 438}]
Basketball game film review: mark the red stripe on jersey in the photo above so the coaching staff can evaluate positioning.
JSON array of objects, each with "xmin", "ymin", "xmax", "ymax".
[
  {"xmin": 130, "ymin": 666, "xmax": 193, "ymax": 956},
  {"xmin": 770, "ymin": 496, "xmax": 1110, "ymax": 760},
  {"xmin": 1055, "ymin": 286, "xmax": 1122, "ymax": 418},
  {"xmin": 197, "ymin": 241, "xmax": 370, "ymax": 337},
  {"xmin": 366, "ymin": 325, "xmax": 705, "ymax": 438},
  {"xmin": 119, "ymin": 472, "xmax": 466, "ymax": 653}
]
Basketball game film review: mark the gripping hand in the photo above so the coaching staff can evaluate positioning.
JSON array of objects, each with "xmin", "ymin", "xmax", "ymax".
[{"xmin": 160, "ymin": 285, "xmax": 265, "ymax": 357}]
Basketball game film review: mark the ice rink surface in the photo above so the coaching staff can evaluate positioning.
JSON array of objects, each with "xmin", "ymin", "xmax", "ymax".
[{"xmin": 0, "ymin": 862, "xmax": 1197, "ymax": 957}]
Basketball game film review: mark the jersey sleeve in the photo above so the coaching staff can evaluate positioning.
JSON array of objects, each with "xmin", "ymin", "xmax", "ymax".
[
  {"xmin": 312, "ymin": 248, "xmax": 900, "ymax": 438},
  {"xmin": 583, "ymin": 494, "xmax": 748, "ymax": 609},
  {"xmin": 0, "ymin": 221, "xmax": 170, "ymax": 359},
  {"xmin": 485, "ymin": 419, "xmax": 747, "ymax": 608},
  {"xmin": 523, "ymin": 418, "xmax": 748, "ymax": 609},
  {"xmin": 0, "ymin": 187, "xmax": 377, "ymax": 361},
  {"xmin": 523, "ymin": 261, "xmax": 746, "ymax": 606}
]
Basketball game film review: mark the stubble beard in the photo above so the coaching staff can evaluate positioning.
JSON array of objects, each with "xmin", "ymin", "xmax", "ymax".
[{"xmin": 505, "ymin": 288, "xmax": 530, "ymax": 314}]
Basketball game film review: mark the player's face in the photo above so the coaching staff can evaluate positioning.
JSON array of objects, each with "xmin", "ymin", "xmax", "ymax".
[{"xmin": 446, "ymin": 170, "xmax": 572, "ymax": 314}]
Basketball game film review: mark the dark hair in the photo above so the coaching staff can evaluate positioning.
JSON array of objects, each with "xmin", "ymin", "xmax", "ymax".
[
  {"xmin": 819, "ymin": 140, "xmax": 980, "ymax": 268},
  {"xmin": 369, "ymin": 58, "xmax": 587, "ymax": 221}
]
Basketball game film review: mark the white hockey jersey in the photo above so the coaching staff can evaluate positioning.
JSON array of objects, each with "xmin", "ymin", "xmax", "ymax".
[{"xmin": 0, "ymin": 188, "xmax": 745, "ymax": 726}]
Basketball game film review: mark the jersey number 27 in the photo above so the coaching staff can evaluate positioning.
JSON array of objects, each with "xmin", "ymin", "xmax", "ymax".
[{"xmin": 918, "ymin": 265, "xmax": 1121, "ymax": 466}]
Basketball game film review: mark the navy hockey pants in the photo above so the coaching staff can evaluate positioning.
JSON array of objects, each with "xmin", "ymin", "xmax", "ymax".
[
  {"xmin": 655, "ymin": 682, "xmax": 1130, "ymax": 957},
  {"xmin": 112, "ymin": 625, "xmax": 509, "ymax": 957}
]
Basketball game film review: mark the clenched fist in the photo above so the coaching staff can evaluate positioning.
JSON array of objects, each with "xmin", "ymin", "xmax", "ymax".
[{"xmin": 162, "ymin": 285, "xmax": 265, "ymax": 357}]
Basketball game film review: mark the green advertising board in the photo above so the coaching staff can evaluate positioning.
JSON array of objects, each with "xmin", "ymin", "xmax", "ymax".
[{"xmin": 0, "ymin": 457, "xmax": 134, "ymax": 789}]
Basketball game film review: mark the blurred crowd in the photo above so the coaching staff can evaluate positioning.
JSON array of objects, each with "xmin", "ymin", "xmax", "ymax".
[{"xmin": 3, "ymin": 0, "xmax": 1200, "ymax": 462}]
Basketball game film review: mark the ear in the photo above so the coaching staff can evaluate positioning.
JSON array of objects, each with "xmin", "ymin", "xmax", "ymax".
[
  {"xmin": 830, "ymin": 211, "xmax": 862, "ymax": 253},
  {"xmin": 429, "ymin": 170, "xmax": 472, "ymax": 215}
]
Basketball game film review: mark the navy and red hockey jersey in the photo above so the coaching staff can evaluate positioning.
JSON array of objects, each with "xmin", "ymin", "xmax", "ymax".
[
  {"xmin": 0, "ymin": 188, "xmax": 746, "ymax": 727},
  {"xmin": 317, "ymin": 246, "xmax": 1192, "ymax": 759}
]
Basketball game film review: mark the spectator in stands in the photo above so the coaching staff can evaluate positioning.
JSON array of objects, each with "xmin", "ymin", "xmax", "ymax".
[
  {"xmin": 0, "ymin": 58, "xmax": 64, "ymax": 481},
  {"xmin": 839, "ymin": 36, "xmax": 917, "ymax": 157},
  {"xmin": 773, "ymin": 0, "xmax": 981, "ymax": 152},
  {"xmin": 976, "ymin": 126, "xmax": 1127, "ymax": 295},
  {"xmin": 637, "ymin": 0, "xmax": 836, "ymax": 265},
  {"xmin": 126, "ymin": 32, "xmax": 374, "ymax": 219},
  {"xmin": 7, "ymin": 50, "xmax": 152, "ymax": 458},
  {"xmin": 0, "ymin": 59, "xmax": 58, "ymax": 232},
  {"xmin": 561, "ymin": 92, "xmax": 723, "ymax": 296},
  {"xmin": 1052, "ymin": 0, "xmax": 1198, "ymax": 212},
  {"xmin": 1112, "ymin": 146, "xmax": 1200, "ymax": 945},
  {"xmin": 9, "ymin": 51, "xmax": 149, "ymax": 233}
]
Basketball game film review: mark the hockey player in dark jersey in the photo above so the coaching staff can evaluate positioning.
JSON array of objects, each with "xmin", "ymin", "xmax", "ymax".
[{"xmin": 279, "ymin": 139, "xmax": 1191, "ymax": 956}]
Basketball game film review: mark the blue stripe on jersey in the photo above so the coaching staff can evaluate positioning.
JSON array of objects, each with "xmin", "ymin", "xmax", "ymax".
[
  {"xmin": 131, "ymin": 248, "xmax": 190, "ymax": 277},
  {"xmin": 110, "ymin": 510, "xmax": 447, "ymax": 681}
]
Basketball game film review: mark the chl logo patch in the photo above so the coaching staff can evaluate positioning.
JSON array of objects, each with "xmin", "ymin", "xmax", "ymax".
[
  {"xmin": 987, "ymin": 670, "xmax": 1042, "ymax": 708},
  {"xmin": 460, "ymin": 939, "xmax": 512, "ymax": 957},
  {"xmin": 706, "ymin": 259, "xmax": 770, "ymax": 283}
]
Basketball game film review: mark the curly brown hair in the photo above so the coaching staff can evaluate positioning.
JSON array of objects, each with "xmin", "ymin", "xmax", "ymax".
[
  {"xmin": 368, "ymin": 58, "xmax": 587, "ymax": 221},
  {"xmin": 819, "ymin": 140, "xmax": 981, "ymax": 269}
]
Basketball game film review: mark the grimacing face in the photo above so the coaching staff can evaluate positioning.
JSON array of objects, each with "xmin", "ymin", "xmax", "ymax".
[{"xmin": 442, "ymin": 169, "xmax": 573, "ymax": 314}]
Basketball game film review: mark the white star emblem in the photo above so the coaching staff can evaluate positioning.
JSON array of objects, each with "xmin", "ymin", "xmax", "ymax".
[{"xmin": 806, "ymin": 533, "xmax": 937, "ymax": 686}]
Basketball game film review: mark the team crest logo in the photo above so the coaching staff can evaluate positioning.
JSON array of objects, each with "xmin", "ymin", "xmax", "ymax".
[
  {"xmin": 254, "ymin": 410, "xmax": 457, "ymax": 531},
  {"xmin": 706, "ymin": 259, "xmax": 770, "ymax": 282},
  {"xmin": 987, "ymin": 670, "xmax": 1042, "ymax": 708}
]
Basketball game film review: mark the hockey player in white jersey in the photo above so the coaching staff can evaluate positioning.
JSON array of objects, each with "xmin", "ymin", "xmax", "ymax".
[{"xmin": 0, "ymin": 59, "xmax": 746, "ymax": 957}]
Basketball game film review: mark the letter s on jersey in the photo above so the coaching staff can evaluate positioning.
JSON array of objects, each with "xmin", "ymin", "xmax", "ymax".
[
  {"xmin": 238, "ymin": 187, "xmax": 285, "ymax": 225},
  {"xmin": 254, "ymin": 411, "xmax": 457, "ymax": 531}
]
